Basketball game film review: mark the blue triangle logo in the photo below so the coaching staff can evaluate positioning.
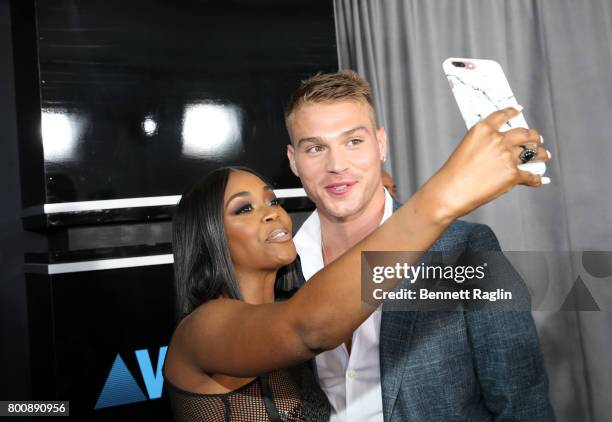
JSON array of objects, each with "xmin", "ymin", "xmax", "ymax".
[{"xmin": 95, "ymin": 354, "xmax": 147, "ymax": 409}]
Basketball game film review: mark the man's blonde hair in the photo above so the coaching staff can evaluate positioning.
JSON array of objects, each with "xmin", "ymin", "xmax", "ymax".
[{"xmin": 285, "ymin": 69, "xmax": 377, "ymax": 130}]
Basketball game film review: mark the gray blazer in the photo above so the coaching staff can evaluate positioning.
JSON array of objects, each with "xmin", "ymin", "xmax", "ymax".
[
  {"xmin": 295, "ymin": 200, "xmax": 555, "ymax": 421},
  {"xmin": 376, "ymin": 200, "xmax": 555, "ymax": 421}
]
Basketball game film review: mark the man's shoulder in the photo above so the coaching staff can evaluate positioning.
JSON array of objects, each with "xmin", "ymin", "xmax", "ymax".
[
  {"xmin": 429, "ymin": 220, "xmax": 501, "ymax": 252},
  {"xmin": 391, "ymin": 199, "xmax": 500, "ymax": 252}
]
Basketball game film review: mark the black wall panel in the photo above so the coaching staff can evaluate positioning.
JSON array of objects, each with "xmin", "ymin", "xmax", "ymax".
[{"xmin": 16, "ymin": 0, "xmax": 337, "ymax": 210}]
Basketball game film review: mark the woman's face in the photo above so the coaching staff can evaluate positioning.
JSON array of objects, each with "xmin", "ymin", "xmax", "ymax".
[{"xmin": 223, "ymin": 170, "xmax": 296, "ymax": 274}]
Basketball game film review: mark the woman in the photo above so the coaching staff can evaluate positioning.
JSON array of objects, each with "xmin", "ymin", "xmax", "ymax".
[{"xmin": 163, "ymin": 107, "xmax": 549, "ymax": 421}]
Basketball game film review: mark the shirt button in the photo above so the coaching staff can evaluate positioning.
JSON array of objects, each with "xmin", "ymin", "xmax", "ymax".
[{"xmin": 347, "ymin": 370, "xmax": 357, "ymax": 379}]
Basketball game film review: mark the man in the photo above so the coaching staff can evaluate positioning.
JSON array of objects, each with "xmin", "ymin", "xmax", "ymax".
[{"xmin": 285, "ymin": 70, "xmax": 554, "ymax": 421}]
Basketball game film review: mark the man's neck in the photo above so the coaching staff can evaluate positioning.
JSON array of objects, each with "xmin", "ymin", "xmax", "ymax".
[{"xmin": 319, "ymin": 187, "xmax": 386, "ymax": 264}]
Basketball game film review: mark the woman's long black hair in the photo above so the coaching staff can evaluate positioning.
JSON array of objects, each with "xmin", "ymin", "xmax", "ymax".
[{"xmin": 172, "ymin": 166, "xmax": 302, "ymax": 323}]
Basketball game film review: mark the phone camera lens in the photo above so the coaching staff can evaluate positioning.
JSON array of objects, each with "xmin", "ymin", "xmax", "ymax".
[{"xmin": 452, "ymin": 61, "xmax": 466, "ymax": 68}]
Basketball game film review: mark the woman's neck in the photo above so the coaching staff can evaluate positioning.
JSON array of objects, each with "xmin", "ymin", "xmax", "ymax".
[{"xmin": 233, "ymin": 268, "xmax": 278, "ymax": 304}]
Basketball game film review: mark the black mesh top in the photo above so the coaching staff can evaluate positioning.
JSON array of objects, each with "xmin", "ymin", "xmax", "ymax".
[{"xmin": 163, "ymin": 362, "xmax": 331, "ymax": 421}]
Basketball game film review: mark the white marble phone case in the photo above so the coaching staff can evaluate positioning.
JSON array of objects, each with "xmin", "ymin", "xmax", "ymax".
[{"xmin": 443, "ymin": 58, "xmax": 546, "ymax": 176}]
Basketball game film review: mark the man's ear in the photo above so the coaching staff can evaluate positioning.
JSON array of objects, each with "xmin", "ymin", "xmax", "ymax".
[
  {"xmin": 287, "ymin": 143, "xmax": 299, "ymax": 177},
  {"xmin": 376, "ymin": 127, "xmax": 388, "ymax": 161}
]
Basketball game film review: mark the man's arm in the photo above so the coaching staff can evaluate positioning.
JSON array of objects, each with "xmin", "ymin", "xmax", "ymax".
[{"xmin": 464, "ymin": 224, "xmax": 555, "ymax": 421}]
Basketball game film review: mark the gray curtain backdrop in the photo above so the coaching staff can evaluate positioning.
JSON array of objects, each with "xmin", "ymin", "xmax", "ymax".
[{"xmin": 334, "ymin": 1, "xmax": 612, "ymax": 421}]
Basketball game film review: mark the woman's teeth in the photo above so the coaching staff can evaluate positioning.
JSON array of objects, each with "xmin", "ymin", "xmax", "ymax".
[{"xmin": 268, "ymin": 229, "xmax": 288, "ymax": 241}]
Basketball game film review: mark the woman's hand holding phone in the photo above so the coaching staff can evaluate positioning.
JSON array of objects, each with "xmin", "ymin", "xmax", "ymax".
[{"xmin": 422, "ymin": 106, "xmax": 551, "ymax": 222}]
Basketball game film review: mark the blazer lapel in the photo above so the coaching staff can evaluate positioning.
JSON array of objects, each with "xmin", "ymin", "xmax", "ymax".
[
  {"xmin": 379, "ymin": 303, "xmax": 418, "ymax": 421},
  {"xmin": 380, "ymin": 198, "xmax": 417, "ymax": 421}
]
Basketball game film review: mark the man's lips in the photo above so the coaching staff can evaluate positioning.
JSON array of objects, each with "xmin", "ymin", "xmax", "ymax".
[
  {"xmin": 265, "ymin": 228, "xmax": 292, "ymax": 243},
  {"xmin": 324, "ymin": 181, "xmax": 357, "ymax": 196}
]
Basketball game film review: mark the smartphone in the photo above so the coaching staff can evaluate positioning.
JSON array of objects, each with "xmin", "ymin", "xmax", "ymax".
[{"xmin": 443, "ymin": 57, "xmax": 545, "ymax": 175}]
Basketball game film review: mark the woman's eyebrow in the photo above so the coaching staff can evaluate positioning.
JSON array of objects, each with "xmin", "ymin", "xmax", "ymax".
[
  {"xmin": 225, "ymin": 185, "xmax": 274, "ymax": 209},
  {"xmin": 225, "ymin": 191, "xmax": 250, "ymax": 209}
]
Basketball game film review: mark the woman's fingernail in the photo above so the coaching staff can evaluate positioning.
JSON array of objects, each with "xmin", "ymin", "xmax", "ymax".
[
  {"xmin": 516, "ymin": 104, "xmax": 524, "ymax": 112},
  {"xmin": 546, "ymin": 150, "xmax": 551, "ymax": 159},
  {"xmin": 540, "ymin": 135, "xmax": 544, "ymax": 144},
  {"xmin": 541, "ymin": 177, "xmax": 551, "ymax": 185}
]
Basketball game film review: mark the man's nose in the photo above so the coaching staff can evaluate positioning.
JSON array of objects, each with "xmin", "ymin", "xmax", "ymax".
[{"xmin": 326, "ymin": 147, "xmax": 349, "ymax": 173}]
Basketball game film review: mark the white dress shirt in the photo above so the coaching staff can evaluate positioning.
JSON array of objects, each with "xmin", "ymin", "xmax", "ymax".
[{"xmin": 293, "ymin": 189, "xmax": 394, "ymax": 422}]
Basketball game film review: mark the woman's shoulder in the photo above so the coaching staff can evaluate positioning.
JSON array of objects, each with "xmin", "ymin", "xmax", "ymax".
[
  {"xmin": 165, "ymin": 330, "xmax": 259, "ymax": 395},
  {"xmin": 171, "ymin": 297, "xmax": 245, "ymax": 346},
  {"xmin": 164, "ymin": 320, "xmax": 205, "ymax": 392},
  {"xmin": 165, "ymin": 299, "xmax": 259, "ymax": 395}
]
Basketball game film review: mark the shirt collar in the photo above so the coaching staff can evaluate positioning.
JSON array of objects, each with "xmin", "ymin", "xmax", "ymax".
[{"xmin": 294, "ymin": 188, "xmax": 394, "ymax": 280}]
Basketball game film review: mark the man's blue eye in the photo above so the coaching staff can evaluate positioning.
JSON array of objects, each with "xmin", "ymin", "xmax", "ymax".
[{"xmin": 306, "ymin": 145, "xmax": 323, "ymax": 153}]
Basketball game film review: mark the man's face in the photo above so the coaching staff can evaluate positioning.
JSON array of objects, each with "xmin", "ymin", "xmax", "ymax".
[{"xmin": 286, "ymin": 100, "xmax": 387, "ymax": 220}]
